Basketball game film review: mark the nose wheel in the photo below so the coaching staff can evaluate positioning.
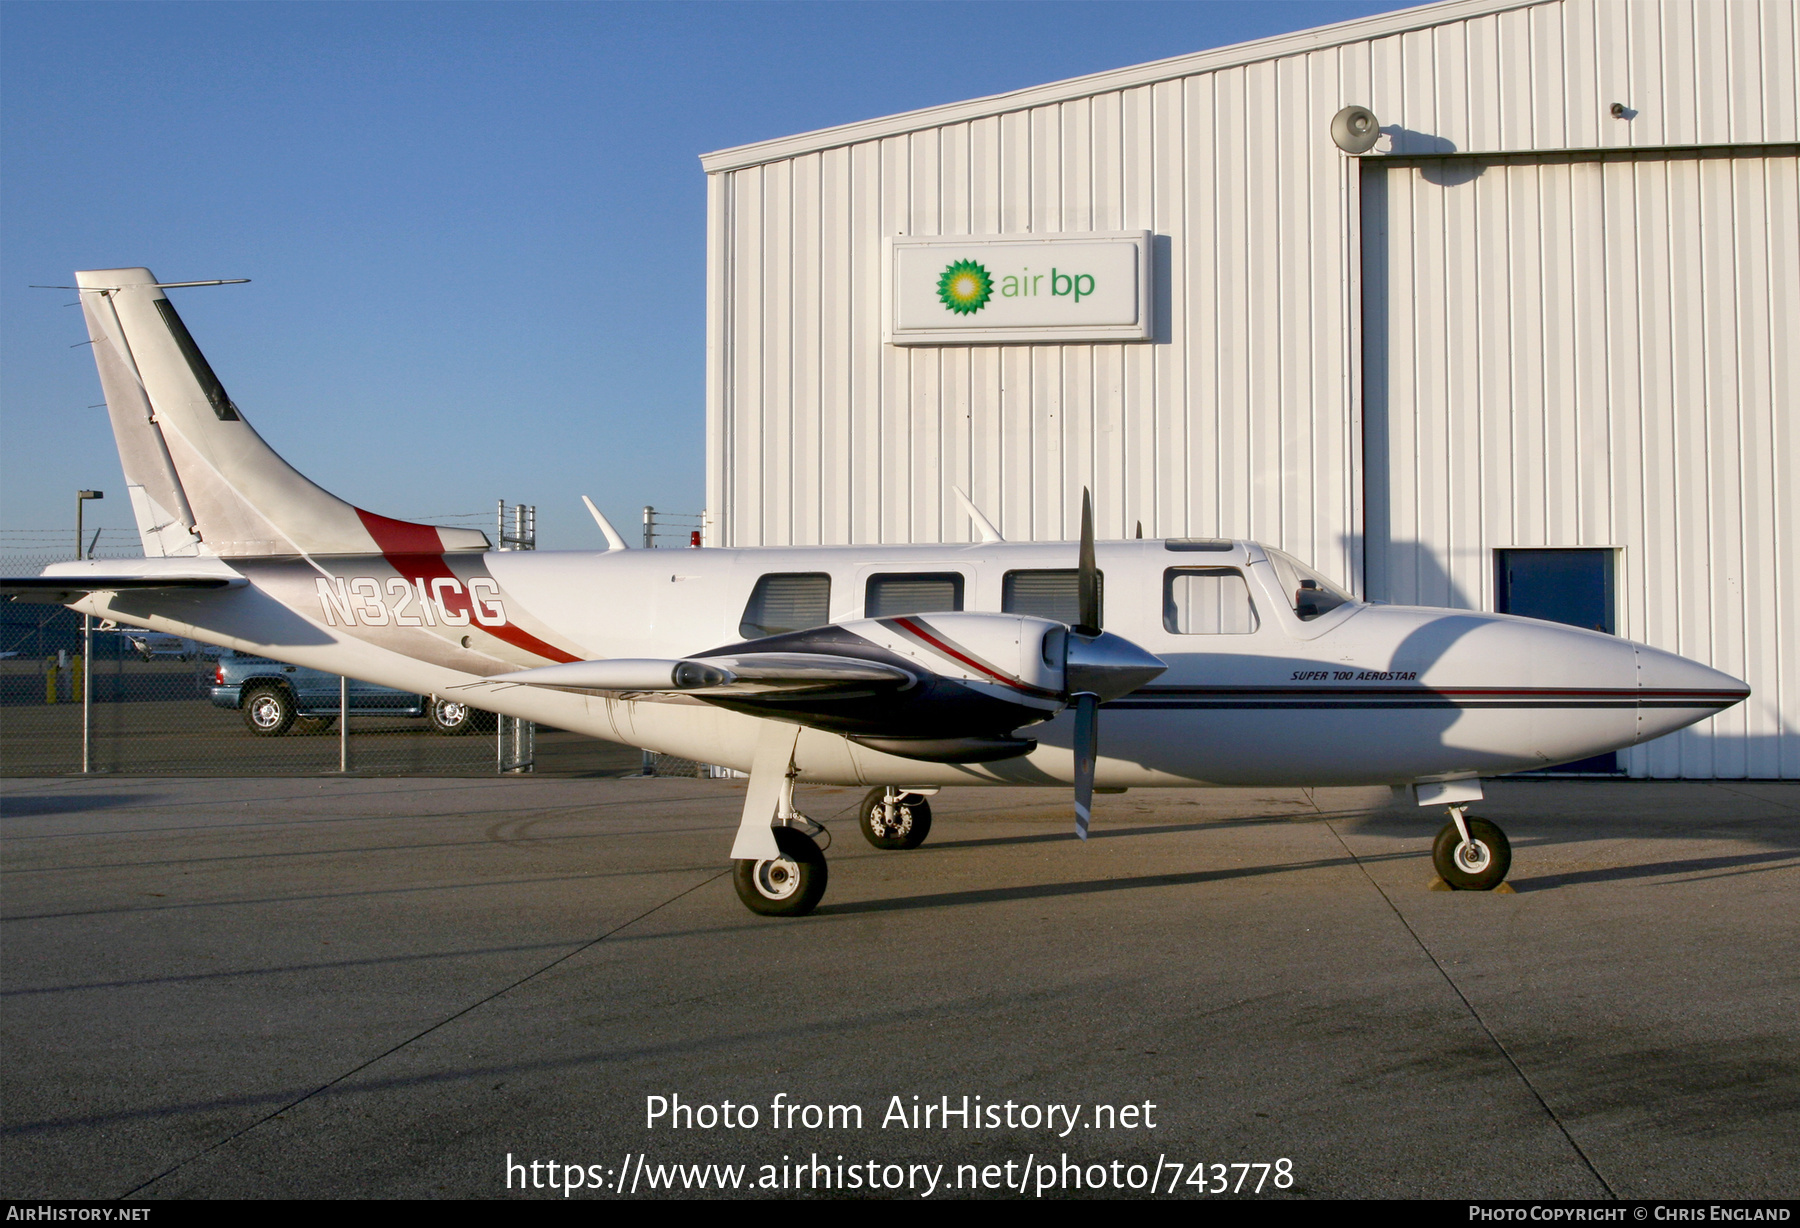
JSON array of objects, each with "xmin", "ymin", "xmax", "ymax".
[
  {"xmin": 733, "ymin": 825, "xmax": 829, "ymax": 916},
  {"xmin": 1432, "ymin": 806, "xmax": 1512, "ymax": 890}
]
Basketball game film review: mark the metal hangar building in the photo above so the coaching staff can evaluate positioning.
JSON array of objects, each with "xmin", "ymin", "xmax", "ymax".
[{"xmin": 698, "ymin": 0, "xmax": 1798, "ymax": 780}]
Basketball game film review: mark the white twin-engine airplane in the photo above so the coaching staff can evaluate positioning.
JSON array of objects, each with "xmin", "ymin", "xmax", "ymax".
[{"xmin": 7, "ymin": 269, "xmax": 1750, "ymax": 916}]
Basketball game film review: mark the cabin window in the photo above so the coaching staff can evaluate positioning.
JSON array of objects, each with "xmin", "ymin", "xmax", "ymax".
[
  {"xmin": 153, "ymin": 298, "xmax": 240, "ymax": 421},
  {"xmin": 865, "ymin": 572, "xmax": 964, "ymax": 618},
  {"xmin": 739, "ymin": 573, "xmax": 831, "ymax": 639},
  {"xmin": 1001, "ymin": 569, "xmax": 1102, "ymax": 626},
  {"xmin": 1163, "ymin": 568, "xmax": 1259, "ymax": 634},
  {"xmin": 1263, "ymin": 548, "xmax": 1354, "ymax": 621}
]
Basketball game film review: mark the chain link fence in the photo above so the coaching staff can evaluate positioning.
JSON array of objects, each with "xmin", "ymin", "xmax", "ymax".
[{"xmin": 2, "ymin": 553, "xmax": 659, "ymax": 779}]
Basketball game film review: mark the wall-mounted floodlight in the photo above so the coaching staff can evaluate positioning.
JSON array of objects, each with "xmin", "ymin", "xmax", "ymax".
[{"xmin": 1330, "ymin": 105, "xmax": 1382, "ymax": 154}]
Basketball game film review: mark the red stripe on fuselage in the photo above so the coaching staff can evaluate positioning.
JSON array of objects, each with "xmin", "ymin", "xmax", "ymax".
[
  {"xmin": 355, "ymin": 509, "xmax": 444, "ymax": 555},
  {"xmin": 355, "ymin": 509, "xmax": 580, "ymax": 664}
]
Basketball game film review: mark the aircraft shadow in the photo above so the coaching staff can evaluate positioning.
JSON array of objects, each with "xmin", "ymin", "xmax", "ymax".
[
  {"xmin": 1507, "ymin": 848, "xmax": 1800, "ymax": 893},
  {"xmin": 918, "ymin": 810, "xmax": 1393, "ymax": 851},
  {"xmin": 818, "ymin": 855, "xmax": 1355, "ymax": 916}
]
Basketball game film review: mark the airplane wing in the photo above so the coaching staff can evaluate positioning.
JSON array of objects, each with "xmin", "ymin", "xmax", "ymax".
[
  {"xmin": 481, "ymin": 652, "xmax": 914, "ymax": 694},
  {"xmin": 1, "ymin": 576, "xmax": 244, "ymax": 604}
]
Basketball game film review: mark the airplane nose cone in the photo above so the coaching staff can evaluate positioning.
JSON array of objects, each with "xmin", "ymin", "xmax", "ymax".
[
  {"xmin": 1065, "ymin": 631, "xmax": 1166, "ymax": 701},
  {"xmin": 1634, "ymin": 643, "xmax": 1751, "ymax": 742}
]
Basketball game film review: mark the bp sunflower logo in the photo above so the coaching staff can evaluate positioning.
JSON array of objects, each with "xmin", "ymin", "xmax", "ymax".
[{"xmin": 937, "ymin": 259, "xmax": 993, "ymax": 315}]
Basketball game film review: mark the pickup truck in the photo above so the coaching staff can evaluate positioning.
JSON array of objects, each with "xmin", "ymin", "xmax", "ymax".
[{"xmin": 209, "ymin": 650, "xmax": 493, "ymax": 736}]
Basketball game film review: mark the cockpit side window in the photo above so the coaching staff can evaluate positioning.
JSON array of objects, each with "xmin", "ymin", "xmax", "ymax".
[
  {"xmin": 1264, "ymin": 549, "xmax": 1355, "ymax": 621},
  {"xmin": 1163, "ymin": 568, "xmax": 1259, "ymax": 634},
  {"xmin": 740, "ymin": 573, "xmax": 831, "ymax": 639}
]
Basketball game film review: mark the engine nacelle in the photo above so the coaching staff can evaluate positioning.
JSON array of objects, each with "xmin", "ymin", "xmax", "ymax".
[{"xmin": 684, "ymin": 612, "xmax": 1165, "ymax": 762}]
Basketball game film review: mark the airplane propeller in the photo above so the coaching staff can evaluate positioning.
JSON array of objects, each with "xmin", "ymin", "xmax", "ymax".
[
  {"xmin": 1072, "ymin": 689, "xmax": 1099, "ymax": 839},
  {"xmin": 1073, "ymin": 490, "xmax": 1101, "ymax": 837},
  {"xmin": 1059, "ymin": 488, "xmax": 1160, "ymax": 839},
  {"xmin": 1076, "ymin": 490, "xmax": 1101, "ymax": 637}
]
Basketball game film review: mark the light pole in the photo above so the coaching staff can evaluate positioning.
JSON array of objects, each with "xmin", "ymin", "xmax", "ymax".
[{"xmin": 76, "ymin": 490, "xmax": 103, "ymax": 773}]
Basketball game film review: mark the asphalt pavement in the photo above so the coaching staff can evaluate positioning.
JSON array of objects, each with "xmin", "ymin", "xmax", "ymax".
[{"xmin": 1, "ymin": 775, "xmax": 1795, "ymax": 1200}]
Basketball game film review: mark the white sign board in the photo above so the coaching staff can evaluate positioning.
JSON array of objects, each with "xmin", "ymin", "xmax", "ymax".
[{"xmin": 884, "ymin": 231, "xmax": 1154, "ymax": 345}]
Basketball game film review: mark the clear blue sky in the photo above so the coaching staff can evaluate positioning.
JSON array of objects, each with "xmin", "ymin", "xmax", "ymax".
[{"xmin": 2, "ymin": 0, "xmax": 1409, "ymax": 555}]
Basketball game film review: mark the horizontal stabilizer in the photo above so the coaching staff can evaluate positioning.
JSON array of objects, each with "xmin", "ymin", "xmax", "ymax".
[
  {"xmin": 486, "ymin": 652, "xmax": 913, "ymax": 693},
  {"xmin": 2, "ymin": 576, "xmax": 244, "ymax": 604}
]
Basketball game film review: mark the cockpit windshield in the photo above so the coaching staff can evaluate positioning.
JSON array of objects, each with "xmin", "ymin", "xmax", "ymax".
[{"xmin": 1263, "ymin": 548, "xmax": 1356, "ymax": 621}]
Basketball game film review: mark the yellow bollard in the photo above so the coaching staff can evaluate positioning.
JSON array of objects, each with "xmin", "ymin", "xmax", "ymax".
[
  {"xmin": 45, "ymin": 658, "xmax": 58, "ymax": 705},
  {"xmin": 72, "ymin": 653, "xmax": 84, "ymax": 699}
]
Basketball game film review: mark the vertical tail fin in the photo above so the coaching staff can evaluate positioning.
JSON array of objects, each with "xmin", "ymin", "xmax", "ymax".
[
  {"xmin": 75, "ymin": 269, "xmax": 489, "ymax": 558},
  {"xmin": 79, "ymin": 272, "xmax": 205, "ymax": 557}
]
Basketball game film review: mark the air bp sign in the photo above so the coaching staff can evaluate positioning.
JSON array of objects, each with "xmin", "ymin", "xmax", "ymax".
[{"xmin": 885, "ymin": 231, "xmax": 1154, "ymax": 345}]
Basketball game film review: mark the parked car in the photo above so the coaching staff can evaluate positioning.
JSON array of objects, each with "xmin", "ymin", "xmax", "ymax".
[{"xmin": 209, "ymin": 650, "xmax": 494, "ymax": 736}]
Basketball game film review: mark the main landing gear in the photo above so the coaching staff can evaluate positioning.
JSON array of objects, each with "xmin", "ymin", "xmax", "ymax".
[
  {"xmin": 733, "ymin": 823, "xmax": 829, "ymax": 917},
  {"xmin": 729, "ymin": 724, "xmax": 834, "ymax": 917},
  {"xmin": 733, "ymin": 783, "xmax": 934, "ymax": 915},
  {"xmin": 858, "ymin": 786, "xmax": 933, "ymax": 850},
  {"xmin": 1431, "ymin": 804, "xmax": 1512, "ymax": 891}
]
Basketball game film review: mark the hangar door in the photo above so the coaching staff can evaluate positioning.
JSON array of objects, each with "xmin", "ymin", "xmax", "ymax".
[{"xmin": 1360, "ymin": 147, "xmax": 1798, "ymax": 779}]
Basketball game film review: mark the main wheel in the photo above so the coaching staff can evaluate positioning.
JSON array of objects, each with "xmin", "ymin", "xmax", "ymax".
[
  {"xmin": 242, "ymin": 685, "xmax": 296, "ymax": 737},
  {"xmin": 428, "ymin": 696, "xmax": 482, "ymax": 735},
  {"xmin": 1432, "ymin": 817, "xmax": 1512, "ymax": 890},
  {"xmin": 858, "ymin": 787, "xmax": 932, "ymax": 850},
  {"xmin": 733, "ymin": 827, "xmax": 829, "ymax": 917}
]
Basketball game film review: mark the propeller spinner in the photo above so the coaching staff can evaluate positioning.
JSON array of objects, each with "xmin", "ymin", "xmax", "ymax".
[{"xmin": 1063, "ymin": 489, "xmax": 1165, "ymax": 837}]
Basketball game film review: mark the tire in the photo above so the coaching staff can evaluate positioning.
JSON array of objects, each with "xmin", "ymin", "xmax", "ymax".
[
  {"xmin": 858, "ymin": 787, "xmax": 933, "ymax": 850},
  {"xmin": 242, "ymin": 685, "xmax": 296, "ymax": 737},
  {"xmin": 733, "ymin": 826, "xmax": 829, "ymax": 917},
  {"xmin": 1432, "ymin": 816, "xmax": 1512, "ymax": 890},
  {"xmin": 428, "ymin": 696, "xmax": 490, "ymax": 735}
]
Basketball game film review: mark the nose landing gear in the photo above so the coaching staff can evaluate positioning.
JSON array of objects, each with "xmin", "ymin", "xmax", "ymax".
[{"xmin": 1432, "ymin": 804, "xmax": 1512, "ymax": 891}]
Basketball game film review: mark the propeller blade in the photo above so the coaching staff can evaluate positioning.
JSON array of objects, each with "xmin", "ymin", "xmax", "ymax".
[
  {"xmin": 1072, "ymin": 487, "xmax": 1102, "ymax": 836},
  {"xmin": 1073, "ymin": 692, "xmax": 1098, "ymax": 839},
  {"xmin": 1076, "ymin": 487, "xmax": 1100, "ymax": 635}
]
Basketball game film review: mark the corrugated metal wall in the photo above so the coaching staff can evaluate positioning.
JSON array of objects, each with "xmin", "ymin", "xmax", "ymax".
[
  {"xmin": 706, "ymin": 0, "xmax": 1799, "ymax": 776},
  {"xmin": 708, "ymin": 19, "xmax": 1380, "ymax": 567},
  {"xmin": 1365, "ymin": 148, "xmax": 1798, "ymax": 777}
]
